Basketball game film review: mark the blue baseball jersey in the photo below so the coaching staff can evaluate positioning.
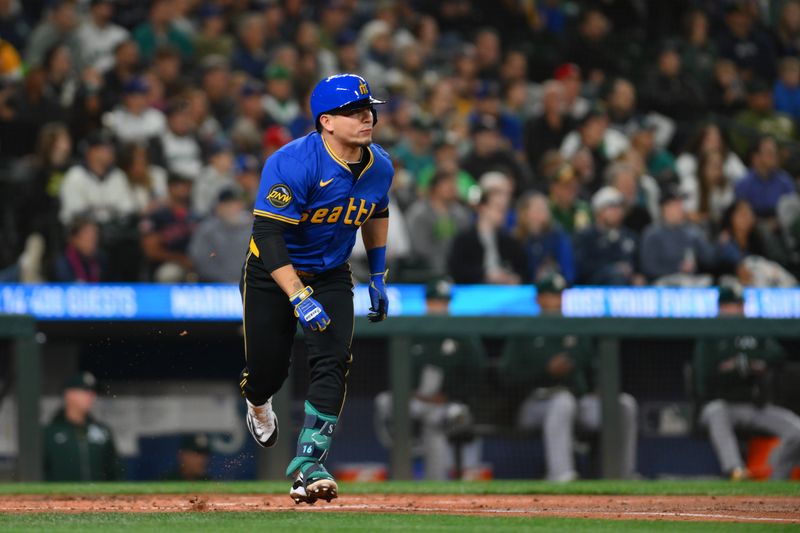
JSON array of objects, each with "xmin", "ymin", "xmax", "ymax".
[{"xmin": 252, "ymin": 132, "xmax": 393, "ymax": 273}]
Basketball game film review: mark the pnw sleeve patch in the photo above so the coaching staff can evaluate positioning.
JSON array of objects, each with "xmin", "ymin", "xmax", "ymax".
[{"xmin": 266, "ymin": 184, "xmax": 293, "ymax": 208}]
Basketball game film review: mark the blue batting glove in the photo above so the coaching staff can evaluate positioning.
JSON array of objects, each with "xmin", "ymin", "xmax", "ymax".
[
  {"xmin": 367, "ymin": 270, "xmax": 389, "ymax": 322},
  {"xmin": 290, "ymin": 287, "xmax": 331, "ymax": 332}
]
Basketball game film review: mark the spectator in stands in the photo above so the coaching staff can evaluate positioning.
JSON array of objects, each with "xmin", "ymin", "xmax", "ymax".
[
  {"xmin": 230, "ymin": 80, "xmax": 268, "ymax": 155},
  {"xmin": 470, "ymin": 80, "xmax": 523, "ymax": 152},
  {"xmin": 151, "ymin": 98, "xmax": 202, "ymax": 179},
  {"xmin": 426, "ymin": 78, "xmax": 458, "ymax": 135},
  {"xmin": 461, "ymin": 114, "xmax": 531, "ymax": 194},
  {"xmin": 373, "ymin": 278, "xmax": 484, "ymax": 480},
  {"xmin": 100, "ymin": 39, "xmax": 139, "ymax": 112},
  {"xmin": 502, "ymin": 274, "xmax": 639, "ymax": 482},
  {"xmin": 76, "ymin": 0, "xmax": 129, "ymax": 74},
  {"xmin": 640, "ymin": 186, "xmax": 715, "ymax": 286},
  {"xmin": 334, "ymin": 29, "xmax": 361, "ymax": 74},
  {"xmin": 360, "ymin": 19, "xmax": 394, "ymax": 93},
  {"xmin": 560, "ymin": 108, "xmax": 629, "ymax": 194},
  {"xmin": 629, "ymin": 117, "xmax": 677, "ymax": 186},
  {"xmin": 606, "ymin": 162, "xmax": 653, "ymax": 235},
  {"xmin": 263, "ymin": 64, "xmax": 301, "ymax": 127},
  {"xmin": 261, "ymin": 123, "xmax": 292, "ymax": 160},
  {"xmin": 513, "ymin": 192, "xmax": 575, "ymax": 284},
  {"xmin": 693, "ymin": 283, "xmax": 800, "ymax": 480},
  {"xmin": 59, "ymin": 131, "xmax": 135, "ymax": 226},
  {"xmin": 0, "ymin": 0, "xmax": 30, "ymax": 53},
  {"xmin": 777, "ymin": 0, "xmax": 800, "ymax": 57},
  {"xmin": 641, "ymin": 42, "xmax": 705, "ymax": 133},
  {"xmin": 733, "ymin": 79, "xmax": 797, "ymax": 156},
  {"xmin": 550, "ymin": 63, "xmax": 589, "ymax": 121},
  {"xmin": 716, "ymin": 2, "xmax": 776, "ymax": 82},
  {"xmin": 715, "ymin": 199, "xmax": 789, "ymax": 277},
  {"xmin": 565, "ymin": 8, "xmax": 619, "ymax": 91},
  {"xmin": 189, "ymin": 188, "xmax": 253, "ymax": 283},
  {"xmin": 295, "ymin": 19, "xmax": 336, "ymax": 80},
  {"xmin": 102, "ymin": 77, "xmax": 166, "ymax": 145},
  {"xmin": 43, "ymin": 371, "xmax": 122, "ymax": 481},
  {"xmin": 676, "ymin": 122, "xmax": 747, "ymax": 214},
  {"xmin": 707, "ymin": 58, "xmax": 747, "ymax": 117},
  {"xmin": 118, "ymin": 143, "xmax": 167, "ymax": 215},
  {"xmin": 545, "ymin": 159, "xmax": 591, "ymax": 235},
  {"xmin": 736, "ymin": 136, "xmax": 797, "ymax": 220},
  {"xmin": 406, "ymin": 169, "xmax": 472, "ymax": 277},
  {"xmin": 193, "ymin": 4, "xmax": 233, "ymax": 63},
  {"xmin": 186, "ymin": 87, "xmax": 221, "ymax": 149},
  {"xmin": 418, "ymin": 136, "xmax": 479, "ymax": 203},
  {"xmin": 152, "ymin": 46, "xmax": 186, "ymax": 100},
  {"xmin": 189, "ymin": 188, "xmax": 251, "ymax": 283},
  {"xmin": 139, "ymin": 173, "xmax": 195, "ymax": 282},
  {"xmin": 25, "ymin": 0, "xmax": 79, "ymax": 69},
  {"xmin": 132, "ymin": 0, "xmax": 192, "ymax": 62},
  {"xmin": 448, "ymin": 190, "xmax": 528, "ymax": 284},
  {"xmin": 524, "ymin": 80, "xmax": 574, "ymax": 173},
  {"xmin": 479, "ymin": 171, "xmax": 515, "ymax": 228},
  {"xmin": 231, "ymin": 13, "xmax": 268, "ymax": 80},
  {"xmin": 54, "ymin": 215, "xmax": 105, "ymax": 282},
  {"xmin": 773, "ymin": 57, "xmax": 800, "ymax": 122},
  {"xmin": 193, "ymin": 141, "xmax": 234, "ymax": 218},
  {"xmin": 619, "ymin": 148, "xmax": 662, "ymax": 216},
  {"xmin": 162, "ymin": 433, "xmax": 212, "ymax": 481},
  {"xmin": 574, "ymin": 186, "xmax": 640, "ymax": 285},
  {"xmin": 686, "ymin": 150, "xmax": 736, "ymax": 228},
  {"xmin": 392, "ymin": 114, "xmax": 435, "ymax": 180},
  {"xmin": 233, "ymin": 154, "xmax": 261, "ymax": 209},
  {"xmin": 12, "ymin": 122, "xmax": 73, "ymax": 266},
  {"xmin": 42, "ymin": 43, "xmax": 79, "ymax": 115},
  {"xmin": 678, "ymin": 9, "xmax": 717, "ymax": 90}
]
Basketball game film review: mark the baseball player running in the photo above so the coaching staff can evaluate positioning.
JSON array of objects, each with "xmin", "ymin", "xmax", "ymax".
[{"xmin": 238, "ymin": 74, "xmax": 393, "ymax": 504}]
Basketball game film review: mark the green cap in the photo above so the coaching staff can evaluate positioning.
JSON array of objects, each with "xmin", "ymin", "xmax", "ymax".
[
  {"xmin": 425, "ymin": 278, "xmax": 453, "ymax": 300},
  {"xmin": 179, "ymin": 433, "xmax": 211, "ymax": 454},
  {"xmin": 718, "ymin": 278, "xmax": 744, "ymax": 304},
  {"xmin": 536, "ymin": 272, "xmax": 567, "ymax": 295},
  {"xmin": 265, "ymin": 64, "xmax": 291, "ymax": 81},
  {"xmin": 63, "ymin": 371, "xmax": 98, "ymax": 392}
]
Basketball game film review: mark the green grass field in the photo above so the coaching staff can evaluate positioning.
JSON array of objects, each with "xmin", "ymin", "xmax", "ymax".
[
  {"xmin": 2, "ymin": 512, "xmax": 797, "ymax": 533},
  {"xmin": 0, "ymin": 481, "xmax": 797, "ymax": 532}
]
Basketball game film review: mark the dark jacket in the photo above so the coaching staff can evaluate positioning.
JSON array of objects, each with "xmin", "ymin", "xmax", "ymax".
[
  {"xmin": 43, "ymin": 409, "xmax": 123, "ymax": 481},
  {"xmin": 693, "ymin": 337, "xmax": 784, "ymax": 404},
  {"xmin": 573, "ymin": 225, "xmax": 639, "ymax": 285},
  {"xmin": 447, "ymin": 226, "xmax": 529, "ymax": 284}
]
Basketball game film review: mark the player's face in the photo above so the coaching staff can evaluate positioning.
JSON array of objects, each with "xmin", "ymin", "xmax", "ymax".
[{"xmin": 330, "ymin": 107, "xmax": 374, "ymax": 147}]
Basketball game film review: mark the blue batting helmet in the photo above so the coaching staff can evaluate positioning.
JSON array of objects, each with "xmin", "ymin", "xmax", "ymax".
[{"xmin": 310, "ymin": 74, "xmax": 386, "ymax": 132}]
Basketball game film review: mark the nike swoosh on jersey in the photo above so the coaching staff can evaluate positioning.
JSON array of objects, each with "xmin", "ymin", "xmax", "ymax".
[{"xmin": 319, "ymin": 177, "xmax": 334, "ymax": 187}]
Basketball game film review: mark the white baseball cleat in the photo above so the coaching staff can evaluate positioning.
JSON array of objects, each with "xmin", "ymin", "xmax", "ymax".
[{"xmin": 246, "ymin": 398, "xmax": 278, "ymax": 448}]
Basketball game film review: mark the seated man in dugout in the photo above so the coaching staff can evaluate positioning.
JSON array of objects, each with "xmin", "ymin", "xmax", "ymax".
[
  {"xmin": 501, "ymin": 273, "xmax": 639, "ymax": 481},
  {"xmin": 692, "ymin": 281, "xmax": 800, "ymax": 480}
]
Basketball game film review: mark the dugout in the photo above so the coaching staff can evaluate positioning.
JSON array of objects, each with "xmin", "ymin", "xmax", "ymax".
[{"xmin": 2, "ymin": 312, "xmax": 800, "ymax": 482}]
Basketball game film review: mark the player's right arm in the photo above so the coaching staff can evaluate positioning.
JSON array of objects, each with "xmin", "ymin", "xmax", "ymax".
[{"xmin": 250, "ymin": 152, "xmax": 330, "ymax": 331}]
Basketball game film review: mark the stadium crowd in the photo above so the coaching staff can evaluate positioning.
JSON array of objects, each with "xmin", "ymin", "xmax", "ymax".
[{"xmin": 0, "ymin": 0, "xmax": 799, "ymax": 289}]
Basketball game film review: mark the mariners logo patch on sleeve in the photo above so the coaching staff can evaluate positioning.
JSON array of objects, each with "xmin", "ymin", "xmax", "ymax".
[{"xmin": 266, "ymin": 184, "xmax": 293, "ymax": 208}]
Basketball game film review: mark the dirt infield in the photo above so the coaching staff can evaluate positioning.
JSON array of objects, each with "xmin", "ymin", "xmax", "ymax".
[{"xmin": 1, "ymin": 494, "xmax": 799, "ymax": 523}]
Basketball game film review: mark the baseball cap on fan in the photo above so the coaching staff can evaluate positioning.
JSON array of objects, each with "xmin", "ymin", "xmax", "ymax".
[
  {"xmin": 553, "ymin": 63, "xmax": 580, "ymax": 81},
  {"xmin": 591, "ymin": 186, "xmax": 624, "ymax": 212}
]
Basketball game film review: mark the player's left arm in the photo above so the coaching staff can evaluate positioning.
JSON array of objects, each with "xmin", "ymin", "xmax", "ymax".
[{"xmin": 361, "ymin": 213, "xmax": 389, "ymax": 322}]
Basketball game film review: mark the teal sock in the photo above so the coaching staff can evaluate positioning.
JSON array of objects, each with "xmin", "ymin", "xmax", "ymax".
[{"xmin": 285, "ymin": 401, "xmax": 338, "ymax": 478}]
